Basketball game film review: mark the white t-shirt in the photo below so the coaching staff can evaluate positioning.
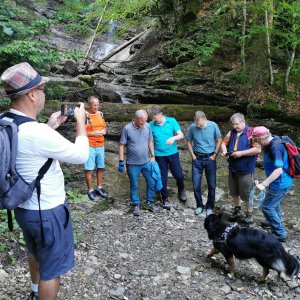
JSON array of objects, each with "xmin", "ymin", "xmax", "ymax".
[{"xmin": 7, "ymin": 109, "xmax": 89, "ymax": 210}]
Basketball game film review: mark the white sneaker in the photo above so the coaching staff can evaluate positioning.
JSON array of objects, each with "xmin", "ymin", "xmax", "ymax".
[
  {"xmin": 206, "ymin": 209, "xmax": 213, "ymax": 216},
  {"xmin": 195, "ymin": 207, "xmax": 206, "ymax": 217}
]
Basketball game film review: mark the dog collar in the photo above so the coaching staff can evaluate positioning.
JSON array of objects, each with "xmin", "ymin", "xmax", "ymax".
[{"xmin": 215, "ymin": 223, "xmax": 238, "ymax": 244}]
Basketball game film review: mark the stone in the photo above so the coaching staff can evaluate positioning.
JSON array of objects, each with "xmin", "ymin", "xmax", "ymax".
[
  {"xmin": 109, "ymin": 286, "xmax": 125, "ymax": 299},
  {"xmin": 220, "ymin": 285, "xmax": 231, "ymax": 294}
]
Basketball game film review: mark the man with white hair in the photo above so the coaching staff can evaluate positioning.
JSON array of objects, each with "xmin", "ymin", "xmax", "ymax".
[
  {"xmin": 221, "ymin": 113, "xmax": 261, "ymax": 224},
  {"xmin": 0, "ymin": 62, "xmax": 89, "ymax": 300},
  {"xmin": 252, "ymin": 126, "xmax": 293, "ymax": 243},
  {"xmin": 118, "ymin": 110, "xmax": 158, "ymax": 216}
]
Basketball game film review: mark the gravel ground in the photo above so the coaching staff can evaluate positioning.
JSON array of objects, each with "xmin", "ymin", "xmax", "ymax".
[{"xmin": 0, "ymin": 151, "xmax": 300, "ymax": 300}]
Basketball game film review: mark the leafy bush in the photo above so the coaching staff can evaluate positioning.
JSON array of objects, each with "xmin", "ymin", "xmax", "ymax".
[{"xmin": 0, "ymin": 0, "xmax": 80, "ymax": 72}]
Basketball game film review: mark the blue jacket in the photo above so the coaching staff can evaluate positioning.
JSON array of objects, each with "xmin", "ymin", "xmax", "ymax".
[
  {"xmin": 227, "ymin": 126, "xmax": 256, "ymax": 174},
  {"xmin": 151, "ymin": 161, "xmax": 163, "ymax": 191}
]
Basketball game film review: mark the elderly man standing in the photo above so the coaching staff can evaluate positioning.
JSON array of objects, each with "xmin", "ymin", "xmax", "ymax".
[
  {"xmin": 118, "ymin": 110, "xmax": 158, "ymax": 216},
  {"xmin": 0, "ymin": 62, "xmax": 89, "ymax": 300},
  {"xmin": 221, "ymin": 113, "xmax": 261, "ymax": 224},
  {"xmin": 84, "ymin": 96, "xmax": 108, "ymax": 201},
  {"xmin": 186, "ymin": 111, "xmax": 222, "ymax": 217},
  {"xmin": 252, "ymin": 126, "xmax": 293, "ymax": 243},
  {"xmin": 148, "ymin": 105, "xmax": 187, "ymax": 209}
]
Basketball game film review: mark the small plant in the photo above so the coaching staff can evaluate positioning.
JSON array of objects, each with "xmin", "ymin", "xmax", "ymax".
[
  {"xmin": 91, "ymin": 198, "xmax": 112, "ymax": 212},
  {"xmin": 66, "ymin": 188, "xmax": 88, "ymax": 203}
]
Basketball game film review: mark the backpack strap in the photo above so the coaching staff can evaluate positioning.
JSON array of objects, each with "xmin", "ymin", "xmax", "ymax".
[{"xmin": 36, "ymin": 158, "xmax": 53, "ymax": 248}]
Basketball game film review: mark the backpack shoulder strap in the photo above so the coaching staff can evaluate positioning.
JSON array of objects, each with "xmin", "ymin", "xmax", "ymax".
[{"xmin": 0, "ymin": 111, "xmax": 36, "ymax": 126}]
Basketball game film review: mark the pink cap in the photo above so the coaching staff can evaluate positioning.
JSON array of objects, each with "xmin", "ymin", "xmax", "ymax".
[{"xmin": 251, "ymin": 126, "xmax": 270, "ymax": 137}]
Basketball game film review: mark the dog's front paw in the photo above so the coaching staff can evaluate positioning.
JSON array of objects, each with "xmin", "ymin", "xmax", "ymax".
[
  {"xmin": 207, "ymin": 252, "xmax": 214, "ymax": 258},
  {"xmin": 207, "ymin": 247, "xmax": 219, "ymax": 257}
]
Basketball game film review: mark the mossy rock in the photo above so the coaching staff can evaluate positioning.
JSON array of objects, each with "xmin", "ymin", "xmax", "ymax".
[
  {"xmin": 78, "ymin": 75, "xmax": 94, "ymax": 86},
  {"xmin": 101, "ymin": 103, "xmax": 234, "ymax": 122}
]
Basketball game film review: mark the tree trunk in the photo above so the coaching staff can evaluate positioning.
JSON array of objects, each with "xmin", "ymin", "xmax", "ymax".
[
  {"xmin": 94, "ymin": 30, "xmax": 148, "ymax": 68},
  {"xmin": 265, "ymin": 9, "xmax": 274, "ymax": 86},
  {"xmin": 241, "ymin": 0, "xmax": 246, "ymax": 73},
  {"xmin": 285, "ymin": 45, "xmax": 296, "ymax": 93},
  {"xmin": 85, "ymin": 0, "xmax": 109, "ymax": 61},
  {"xmin": 230, "ymin": 0, "xmax": 237, "ymax": 19}
]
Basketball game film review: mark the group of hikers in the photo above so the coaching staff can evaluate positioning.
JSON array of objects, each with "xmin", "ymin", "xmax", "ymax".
[
  {"xmin": 114, "ymin": 105, "xmax": 292, "ymax": 245},
  {"xmin": 0, "ymin": 62, "xmax": 293, "ymax": 299}
]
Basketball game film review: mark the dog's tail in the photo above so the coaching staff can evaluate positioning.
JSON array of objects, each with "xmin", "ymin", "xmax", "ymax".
[{"xmin": 279, "ymin": 249, "xmax": 300, "ymax": 277}]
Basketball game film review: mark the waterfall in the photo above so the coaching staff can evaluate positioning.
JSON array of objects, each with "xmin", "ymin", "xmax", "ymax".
[{"xmin": 115, "ymin": 91, "xmax": 133, "ymax": 104}]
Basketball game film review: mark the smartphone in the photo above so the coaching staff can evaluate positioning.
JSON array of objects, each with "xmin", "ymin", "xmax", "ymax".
[
  {"xmin": 61, "ymin": 103, "xmax": 80, "ymax": 116},
  {"xmin": 225, "ymin": 151, "xmax": 233, "ymax": 156}
]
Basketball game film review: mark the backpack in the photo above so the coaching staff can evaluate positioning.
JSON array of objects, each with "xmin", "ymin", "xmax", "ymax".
[
  {"xmin": 269, "ymin": 135, "xmax": 300, "ymax": 178},
  {"xmin": 0, "ymin": 111, "xmax": 53, "ymax": 236}
]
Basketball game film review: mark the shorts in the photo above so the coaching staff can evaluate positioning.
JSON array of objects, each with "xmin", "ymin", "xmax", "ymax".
[
  {"xmin": 14, "ymin": 201, "xmax": 74, "ymax": 281},
  {"xmin": 84, "ymin": 146, "xmax": 105, "ymax": 170},
  {"xmin": 228, "ymin": 171, "xmax": 254, "ymax": 202}
]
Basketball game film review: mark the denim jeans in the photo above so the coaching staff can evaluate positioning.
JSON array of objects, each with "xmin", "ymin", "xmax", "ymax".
[
  {"xmin": 155, "ymin": 153, "xmax": 185, "ymax": 200},
  {"xmin": 261, "ymin": 187, "xmax": 291, "ymax": 237},
  {"xmin": 192, "ymin": 157, "xmax": 217, "ymax": 209},
  {"xmin": 126, "ymin": 162, "xmax": 155, "ymax": 206}
]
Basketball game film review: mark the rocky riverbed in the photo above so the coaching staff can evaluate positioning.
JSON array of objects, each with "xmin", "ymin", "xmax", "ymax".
[{"xmin": 0, "ymin": 143, "xmax": 300, "ymax": 300}]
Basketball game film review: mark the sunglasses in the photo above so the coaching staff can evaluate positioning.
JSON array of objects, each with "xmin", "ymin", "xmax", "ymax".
[{"xmin": 36, "ymin": 87, "xmax": 48, "ymax": 95}]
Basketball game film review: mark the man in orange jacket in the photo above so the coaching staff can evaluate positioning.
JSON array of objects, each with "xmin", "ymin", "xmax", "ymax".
[{"xmin": 85, "ymin": 96, "xmax": 108, "ymax": 201}]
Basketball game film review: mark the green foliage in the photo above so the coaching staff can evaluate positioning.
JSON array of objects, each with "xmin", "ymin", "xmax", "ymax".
[
  {"xmin": 86, "ymin": 0, "xmax": 155, "ymax": 35},
  {"xmin": 165, "ymin": 1, "xmax": 239, "ymax": 66},
  {"xmin": 0, "ymin": 0, "xmax": 82, "ymax": 71},
  {"xmin": 0, "ymin": 210, "xmax": 21, "ymax": 257},
  {"xmin": 37, "ymin": 113, "xmax": 48, "ymax": 123},
  {"xmin": 46, "ymin": 84, "xmax": 69, "ymax": 102},
  {"xmin": 66, "ymin": 188, "xmax": 88, "ymax": 204},
  {"xmin": 264, "ymin": 98, "xmax": 279, "ymax": 112},
  {"xmin": 54, "ymin": 0, "xmax": 92, "ymax": 36}
]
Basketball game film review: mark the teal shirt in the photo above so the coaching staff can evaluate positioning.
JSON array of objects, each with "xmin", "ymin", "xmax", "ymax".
[
  {"xmin": 150, "ymin": 116, "xmax": 181, "ymax": 156},
  {"xmin": 186, "ymin": 121, "xmax": 221, "ymax": 154}
]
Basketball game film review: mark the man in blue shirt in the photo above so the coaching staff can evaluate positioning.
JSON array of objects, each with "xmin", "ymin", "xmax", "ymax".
[
  {"xmin": 148, "ymin": 105, "xmax": 187, "ymax": 209},
  {"xmin": 252, "ymin": 126, "xmax": 293, "ymax": 243},
  {"xmin": 186, "ymin": 111, "xmax": 222, "ymax": 217}
]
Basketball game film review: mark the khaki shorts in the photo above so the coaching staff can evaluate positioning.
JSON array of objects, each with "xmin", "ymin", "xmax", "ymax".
[{"xmin": 228, "ymin": 171, "xmax": 254, "ymax": 202}]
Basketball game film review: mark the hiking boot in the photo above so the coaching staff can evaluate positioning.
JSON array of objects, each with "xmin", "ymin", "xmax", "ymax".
[
  {"xmin": 260, "ymin": 219, "xmax": 272, "ymax": 228},
  {"xmin": 271, "ymin": 232, "xmax": 287, "ymax": 243},
  {"xmin": 28, "ymin": 291, "xmax": 38, "ymax": 300},
  {"xmin": 133, "ymin": 205, "xmax": 140, "ymax": 216},
  {"xmin": 87, "ymin": 190, "xmax": 98, "ymax": 201},
  {"xmin": 178, "ymin": 190, "xmax": 187, "ymax": 202},
  {"xmin": 95, "ymin": 187, "xmax": 108, "ymax": 199},
  {"xmin": 241, "ymin": 212, "xmax": 253, "ymax": 224},
  {"xmin": 144, "ymin": 202, "xmax": 160, "ymax": 213},
  {"xmin": 229, "ymin": 206, "xmax": 244, "ymax": 221},
  {"xmin": 162, "ymin": 199, "xmax": 172, "ymax": 210},
  {"xmin": 206, "ymin": 208, "xmax": 214, "ymax": 217},
  {"xmin": 195, "ymin": 207, "xmax": 206, "ymax": 217}
]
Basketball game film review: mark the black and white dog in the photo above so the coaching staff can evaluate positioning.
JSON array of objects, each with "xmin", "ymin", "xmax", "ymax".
[{"xmin": 204, "ymin": 214, "xmax": 299, "ymax": 282}]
